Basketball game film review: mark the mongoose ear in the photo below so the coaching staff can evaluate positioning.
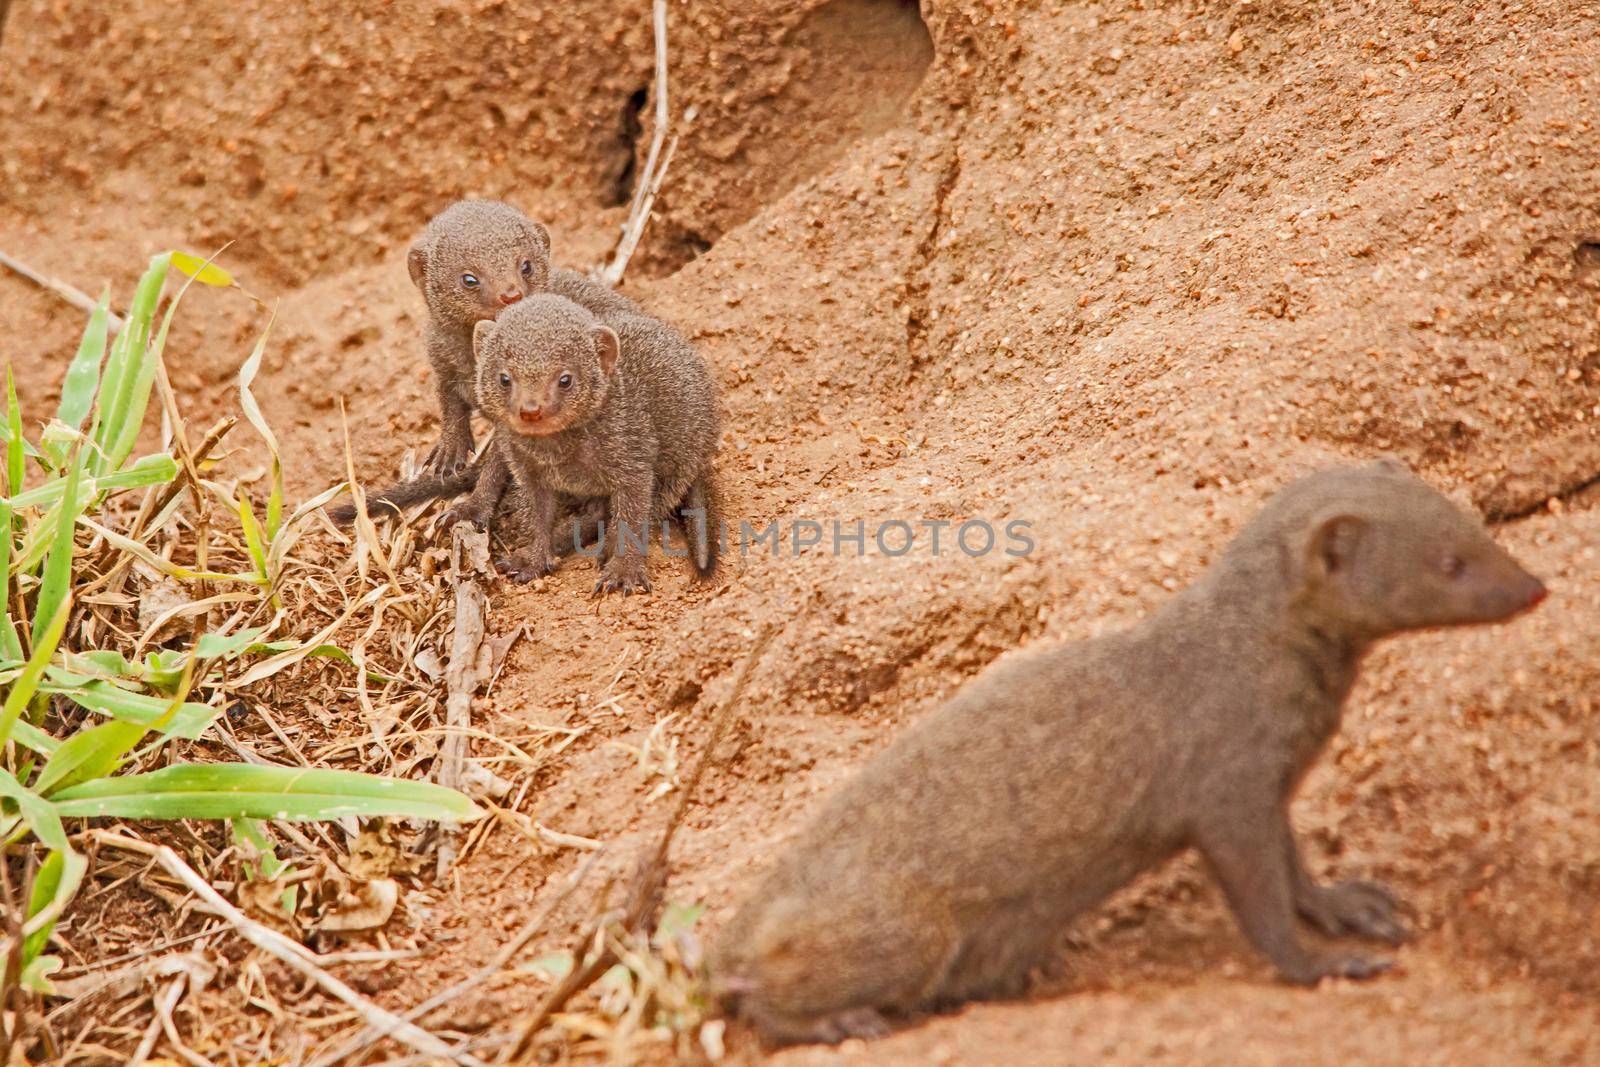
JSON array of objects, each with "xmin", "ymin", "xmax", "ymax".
[
  {"xmin": 593, "ymin": 325, "xmax": 621, "ymax": 378},
  {"xmin": 1369, "ymin": 454, "xmax": 1411, "ymax": 477},
  {"xmin": 407, "ymin": 241, "xmax": 429, "ymax": 291},
  {"xmin": 528, "ymin": 220, "xmax": 552, "ymax": 258},
  {"xmin": 472, "ymin": 319, "xmax": 496, "ymax": 360},
  {"xmin": 1305, "ymin": 511, "xmax": 1367, "ymax": 579}
]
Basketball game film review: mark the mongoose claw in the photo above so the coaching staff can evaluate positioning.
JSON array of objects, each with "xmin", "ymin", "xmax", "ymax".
[
  {"xmin": 496, "ymin": 551, "xmax": 557, "ymax": 584},
  {"xmin": 439, "ymin": 502, "xmax": 490, "ymax": 531},
  {"xmin": 1281, "ymin": 952, "xmax": 1395, "ymax": 986},
  {"xmin": 594, "ymin": 560, "xmax": 651, "ymax": 597},
  {"xmin": 1298, "ymin": 880, "xmax": 1410, "ymax": 945},
  {"xmin": 424, "ymin": 435, "xmax": 473, "ymax": 476}
]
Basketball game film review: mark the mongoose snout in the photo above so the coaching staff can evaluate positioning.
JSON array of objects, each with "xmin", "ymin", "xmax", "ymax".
[
  {"xmin": 474, "ymin": 294, "xmax": 722, "ymax": 594},
  {"xmin": 710, "ymin": 458, "xmax": 1546, "ymax": 1048}
]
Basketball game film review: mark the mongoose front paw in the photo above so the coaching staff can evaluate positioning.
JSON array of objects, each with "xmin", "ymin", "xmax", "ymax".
[
  {"xmin": 1298, "ymin": 880, "xmax": 1410, "ymax": 944},
  {"xmin": 748, "ymin": 1005, "xmax": 891, "ymax": 1049},
  {"xmin": 1280, "ymin": 952, "xmax": 1394, "ymax": 986},
  {"xmin": 819, "ymin": 1008, "xmax": 892, "ymax": 1043},
  {"xmin": 424, "ymin": 435, "xmax": 473, "ymax": 476},
  {"xmin": 594, "ymin": 558, "xmax": 651, "ymax": 597},
  {"xmin": 496, "ymin": 551, "xmax": 558, "ymax": 583},
  {"xmin": 439, "ymin": 502, "xmax": 492, "ymax": 531}
]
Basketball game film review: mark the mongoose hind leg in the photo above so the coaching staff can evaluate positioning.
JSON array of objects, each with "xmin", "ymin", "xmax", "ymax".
[
  {"xmin": 497, "ymin": 483, "xmax": 561, "ymax": 583},
  {"xmin": 1199, "ymin": 805, "xmax": 1394, "ymax": 985},
  {"xmin": 553, "ymin": 498, "xmax": 608, "ymax": 557}
]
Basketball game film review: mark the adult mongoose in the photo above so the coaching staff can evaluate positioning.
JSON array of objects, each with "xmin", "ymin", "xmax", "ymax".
[
  {"xmin": 471, "ymin": 293, "xmax": 721, "ymax": 595},
  {"xmin": 710, "ymin": 459, "xmax": 1548, "ymax": 1046},
  {"xmin": 330, "ymin": 199, "xmax": 638, "ymax": 525}
]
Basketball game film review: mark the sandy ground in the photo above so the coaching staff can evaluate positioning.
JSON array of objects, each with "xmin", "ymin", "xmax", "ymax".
[{"xmin": 1, "ymin": 0, "xmax": 1598, "ymax": 1062}]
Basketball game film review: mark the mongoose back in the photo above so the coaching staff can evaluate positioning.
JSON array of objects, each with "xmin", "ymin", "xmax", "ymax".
[
  {"xmin": 330, "ymin": 199, "xmax": 639, "ymax": 525},
  {"xmin": 472, "ymin": 293, "xmax": 721, "ymax": 595},
  {"xmin": 710, "ymin": 459, "xmax": 1547, "ymax": 1046}
]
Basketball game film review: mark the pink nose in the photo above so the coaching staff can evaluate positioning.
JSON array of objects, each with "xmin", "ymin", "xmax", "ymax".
[
  {"xmin": 1526, "ymin": 580, "xmax": 1548, "ymax": 608},
  {"xmin": 499, "ymin": 289, "xmax": 522, "ymax": 307},
  {"xmin": 518, "ymin": 405, "xmax": 542, "ymax": 424}
]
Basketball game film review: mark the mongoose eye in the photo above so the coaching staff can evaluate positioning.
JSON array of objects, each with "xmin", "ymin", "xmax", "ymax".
[
  {"xmin": 1441, "ymin": 554, "xmax": 1466, "ymax": 579},
  {"xmin": 557, "ymin": 373, "xmax": 573, "ymax": 389},
  {"xmin": 499, "ymin": 372, "xmax": 512, "ymax": 388},
  {"xmin": 461, "ymin": 273, "xmax": 480, "ymax": 289},
  {"xmin": 519, "ymin": 259, "xmax": 533, "ymax": 277}
]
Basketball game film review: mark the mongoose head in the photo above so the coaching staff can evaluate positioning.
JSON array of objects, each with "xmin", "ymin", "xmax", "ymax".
[
  {"xmin": 1267, "ymin": 458, "xmax": 1546, "ymax": 640},
  {"xmin": 472, "ymin": 295, "xmax": 619, "ymax": 438},
  {"xmin": 409, "ymin": 200, "xmax": 551, "ymax": 329}
]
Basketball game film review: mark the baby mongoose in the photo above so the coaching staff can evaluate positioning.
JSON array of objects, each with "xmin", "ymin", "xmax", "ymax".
[
  {"xmin": 711, "ymin": 459, "xmax": 1547, "ymax": 1046},
  {"xmin": 330, "ymin": 199, "xmax": 639, "ymax": 525},
  {"xmin": 472, "ymin": 293, "xmax": 721, "ymax": 596}
]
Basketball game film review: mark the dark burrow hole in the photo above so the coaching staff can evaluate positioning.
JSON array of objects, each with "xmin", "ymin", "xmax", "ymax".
[
  {"xmin": 1574, "ymin": 241, "xmax": 1600, "ymax": 278},
  {"xmin": 607, "ymin": 86, "xmax": 650, "ymax": 208}
]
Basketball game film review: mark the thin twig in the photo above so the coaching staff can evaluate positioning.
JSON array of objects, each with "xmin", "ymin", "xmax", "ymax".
[
  {"xmin": 0, "ymin": 248, "xmax": 126, "ymax": 333},
  {"xmin": 599, "ymin": 0, "xmax": 676, "ymax": 287},
  {"xmin": 506, "ymin": 624, "xmax": 778, "ymax": 1061},
  {"xmin": 89, "ymin": 832, "xmax": 484, "ymax": 1067},
  {"xmin": 152, "ymin": 972, "xmax": 216, "ymax": 1067},
  {"xmin": 435, "ymin": 523, "xmax": 491, "ymax": 877},
  {"xmin": 307, "ymin": 849, "xmax": 605, "ymax": 1067}
]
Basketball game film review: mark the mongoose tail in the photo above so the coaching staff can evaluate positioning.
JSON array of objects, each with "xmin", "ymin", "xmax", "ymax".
[
  {"xmin": 327, "ymin": 465, "xmax": 478, "ymax": 526},
  {"xmin": 681, "ymin": 474, "xmax": 723, "ymax": 579}
]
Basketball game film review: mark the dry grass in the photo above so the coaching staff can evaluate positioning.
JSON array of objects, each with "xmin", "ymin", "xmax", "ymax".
[{"xmin": 7, "ymin": 254, "xmax": 736, "ymax": 1067}]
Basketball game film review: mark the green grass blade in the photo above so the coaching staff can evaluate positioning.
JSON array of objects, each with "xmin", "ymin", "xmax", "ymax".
[
  {"xmin": 0, "ymin": 767, "xmax": 68, "ymax": 851},
  {"xmin": 33, "ymin": 720, "xmax": 146, "ymax": 797},
  {"xmin": 0, "ymin": 502, "xmax": 20, "ymax": 661},
  {"xmin": 49, "ymin": 290, "xmax": 112, "ymax": 468},
  {"xmin": 108, "ymin": 251, "xmax": 210, "ymax": 472},
  {"xmin": 10, "ymin": 720, "xmax": 60, "ymax": 757},
  {"xmin": 44, "ymin": 679, "xmax": 217, "ymax": 739},
  {"xmin": 5, "ymin": 368, "xmax": 23, "ymax": 496},
  {"xmin": 50, "ymin": 763, "xmax": 485, "ymax": 823},
  {"xmin": 35, "ymin": 653, "xmax": 194, "ymax": 796},
  {"xmin": 95, "ymin": 253, "xmax": 170, "ymax": 474},
  {"xmin": 5, "ymin": 452, "xmax": 178, "ymax": 509},
  {"xmin": 237, "ymin": 493, "xmax": 268, "ymax": 581},
  {"xmin": 18, "ymin": 846, "xmax": 85, "ymax": 997},
  {"xmin": 30, "ymin": 446, "xmax": 86, "ymax": 646},
  {"xmin": 0, "ymin": 593, "xmax": 70, "ymax": 750}
]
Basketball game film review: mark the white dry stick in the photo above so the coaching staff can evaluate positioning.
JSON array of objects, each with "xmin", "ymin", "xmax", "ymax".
[
  {"xmin": 599, "ymin": 0, "xmax": 677, "ymax": 287},
  {"xmin": 0, "ymin": 247, "xmax": 126, "ymax": 333},
  {"xmin": 90, "ymin": 832, "xmax": 485, "ymax": 1067},
  {"xmin": 434, "ymin": 522, "xmax": 491, "ymax": 876}
]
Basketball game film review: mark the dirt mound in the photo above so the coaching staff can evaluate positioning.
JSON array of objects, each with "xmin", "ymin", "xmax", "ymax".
[{"xmin": 2, "ymin": 0, "xmax": 1597, "ymax": 1061}]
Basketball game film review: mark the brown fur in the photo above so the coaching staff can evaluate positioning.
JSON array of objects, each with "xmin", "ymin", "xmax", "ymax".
[
  {"xmin": 330, "ymin": 199, "xmax": 639, "ymax": 526},
  {"xmin": 710, "ymin": 458, "xmax": 1547, "ymax": 1046},
  {"xmin": 472, "ymin": 294, "xmax": 722, "ymax": 595}
]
